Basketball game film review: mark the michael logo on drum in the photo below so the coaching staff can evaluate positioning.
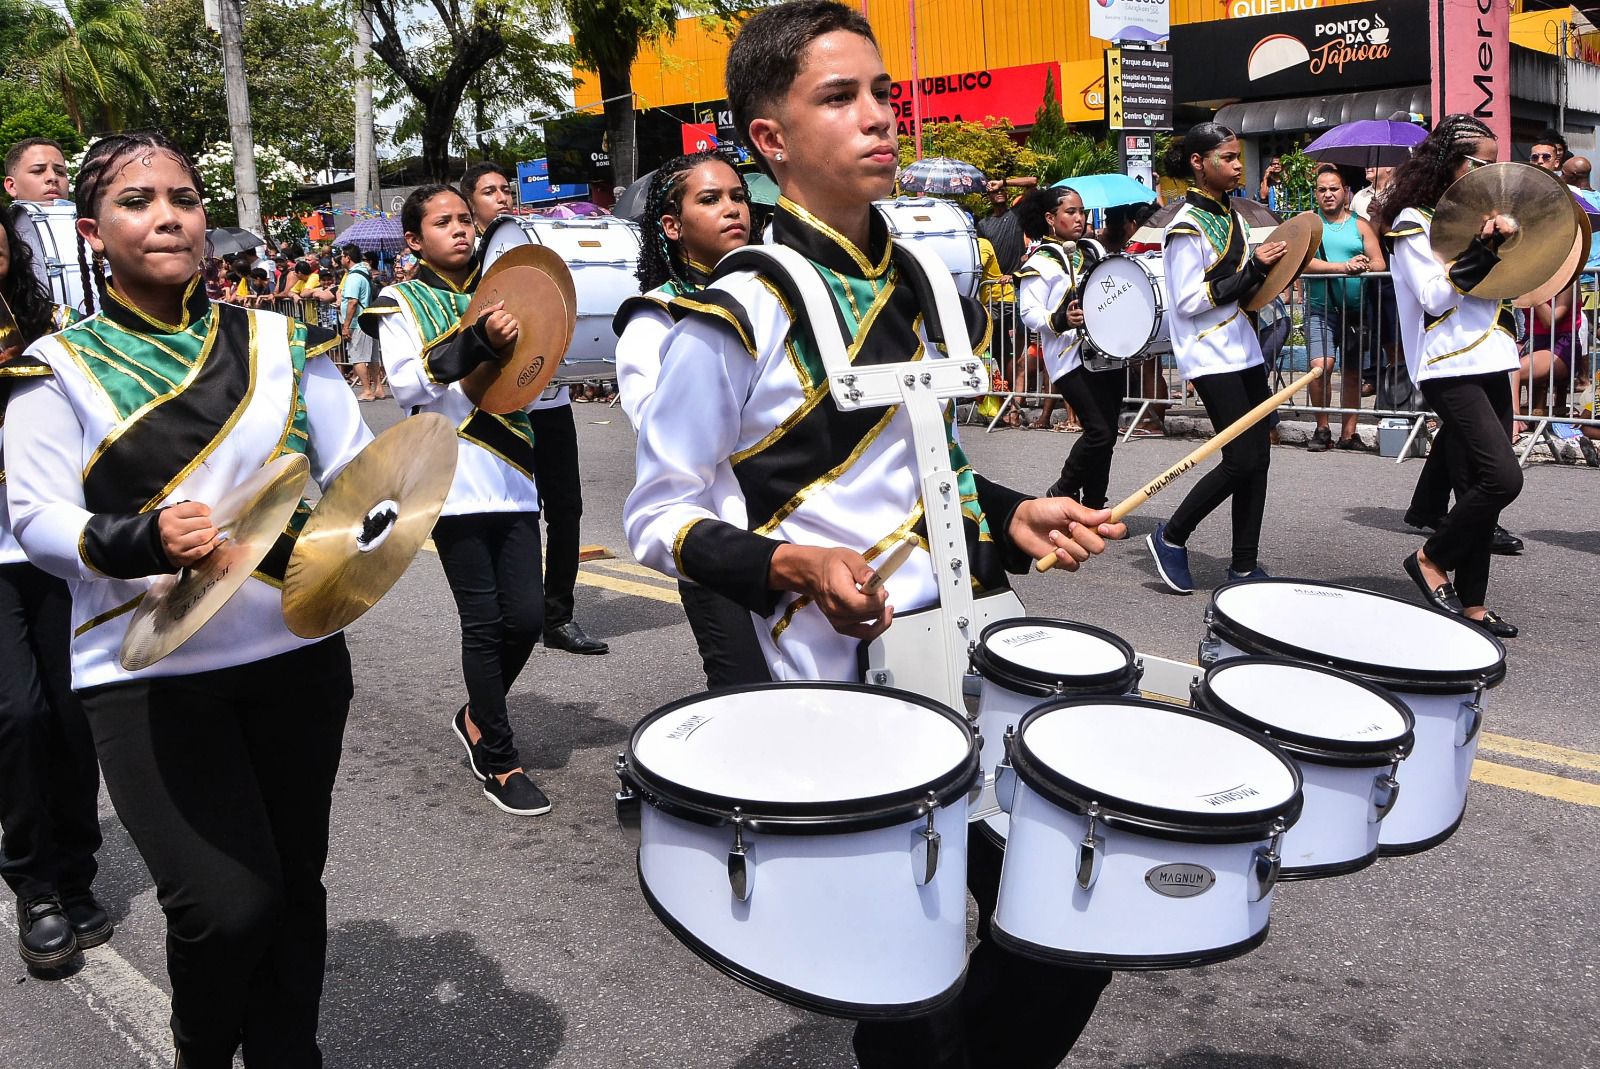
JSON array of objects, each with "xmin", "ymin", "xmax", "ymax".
[
  {"xmin": 1093, "ymin": 277, "xmax": 1133, "ymax": 315},
  {"xmin": 1199, "ymin": 783, "xmax": 1260, "ymax": 806}
]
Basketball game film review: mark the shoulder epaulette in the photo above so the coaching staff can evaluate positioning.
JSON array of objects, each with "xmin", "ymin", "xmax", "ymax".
[
  {"xmin": 612, "ymin": 294, "xmax": 672, "ymax": 337},
  {"xmin": 1386, "ymin": 223, "xmax": 1425, "ymax": 239},
  {"xmin": 668, "ymin": 289, "xmax": 758, "ymax": 357},
  {"xmin": 303, "ymin": 323, "xmax": 340, "ymax": 358},
  {"xmin": 356, "ymin": 293, "xmax": 401, "ymax": 339},
  {"xmin": 1166, "ymin": 220, "xmax": 1203, "ymax": 239}
]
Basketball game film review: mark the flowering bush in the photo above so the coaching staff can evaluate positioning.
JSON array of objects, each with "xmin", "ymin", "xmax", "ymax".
[{"xmin": 193, "ymin": 141, "xmax": 308, "ymax": 226}]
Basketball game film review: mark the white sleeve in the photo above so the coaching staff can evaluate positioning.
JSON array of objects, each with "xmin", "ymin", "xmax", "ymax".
[
  {"xmin": 302, "ymin": 353, "xmax": 375, "ymax": 489},
  {"xmin": 378, "ymin": 307, "xmax": 448, "ymax": 410},
  {"xmin": 1017, "ymin": 263, "xmax": 1054, "ymax": 334},
  {"xmin": 1393, "ymin": 231, "xmax": 1462, "ymax": 319},
  {"xmin": 615, "ymin": 306, "xmax": 674, "ymax": 432},
  {"xmin": 623, "ymin": 316, "xmax": 757, "ymax": 580},
  {"xmin": 5, "ymin": 376, "xmax": 99, "ymax": 582},
  {"xmin": 1168, "ymin": 232, "xmax": 1220, "ymax": 317}
]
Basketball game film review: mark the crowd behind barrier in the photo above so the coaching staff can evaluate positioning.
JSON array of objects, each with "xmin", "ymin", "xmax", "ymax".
[{"xmin": 976, "ymin": 271, "xmax": 1600, "ymax": 468}]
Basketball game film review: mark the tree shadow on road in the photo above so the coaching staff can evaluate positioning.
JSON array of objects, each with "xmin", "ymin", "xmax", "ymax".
[
  {"xmin": 1115, "ymin": 1050, "xmax": 1344, "ymax": 1069},
  {"xmin": 321, "ymin": 918, "xmax": 564, "ymax": 1068},
  {"xmin": 1513, "ymin": 528, "xmax": 1600, "ymax": 555},
  {"xmin": 90, "ymin": 819, "xmax": 151, "ymax": 926},
  {"xmin": 730, "ymin": 1014, "xmax": 855, "ymax": 1069},
  {"xmin": 507, "ymin": 699, "xmax": 630, "ymax": 771}
]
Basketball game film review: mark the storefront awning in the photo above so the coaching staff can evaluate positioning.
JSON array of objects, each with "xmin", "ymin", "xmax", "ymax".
[{"xmin": 1216, "ymin": 87, "xmax": 1430, "ymax": 137}]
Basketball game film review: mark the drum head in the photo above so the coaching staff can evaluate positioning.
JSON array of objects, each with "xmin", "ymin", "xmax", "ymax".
[
  {"xmin": 1210, "ymin": 579, "xmax": 1505, "ymax": 690},
  {"xmin": 1016, "ymin": 698, "xmax": 1301, "ymax": 840},
  {"xmin": 1080, "ymin": 255, "xmax": 1161, "ymax": 361},
  {"xmin": 973, "ymin": 618, "xmax": 1136, "ymax": 697},
  {"xmin": 1202, "ymin": 658, "xmax": 1414, "ymax": 761},
  {"xmin": 629, "ymin": 683, "xmax": 977, "ymax": 828},
  {"xmin": 479, "ymin": 216, "xmax": 531, "ymax": 273}
]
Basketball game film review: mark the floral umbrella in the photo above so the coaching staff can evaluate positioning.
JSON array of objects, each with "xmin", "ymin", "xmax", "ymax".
[{"xmin": 898, "ymin": 157, "xmax": 986, "ymax": 196}]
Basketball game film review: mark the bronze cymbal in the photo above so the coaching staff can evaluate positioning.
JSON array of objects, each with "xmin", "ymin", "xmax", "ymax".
[
  {"xmin": 281, "ymin": 413, "xmax": 459, "ymax": 639},
  {"xmin": 1431, "ymin": 162, "xmax": 1577, "ymax": 300},
  {"xmin": 481, "ymin": 243, "xmax": 577, "ymax": 313},
  {"xmin": 1514, "ymin": 195, "xmax": 1589, "ymax": 309},
  {"xmin": 460, "ymin": 258, "xmax": 577, "ymax": 414},
  {"xmin": 120, "ymin": 452, "xmax": 311, "ymax": 672},
  {"xmin": 1242, "ymin": 211, "xmax": 1321, "ymax": 312}
]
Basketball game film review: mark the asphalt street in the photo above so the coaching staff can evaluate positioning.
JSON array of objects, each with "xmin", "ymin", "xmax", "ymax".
[{"xmin": 4, "ymin": 399, "xmax": 1597, "ymax": 1069}]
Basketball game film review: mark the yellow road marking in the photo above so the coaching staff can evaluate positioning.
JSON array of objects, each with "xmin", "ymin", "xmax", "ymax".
[
  {"xmin": 576, "ymin": 570, "xmax": 682, "ymax": 604},
  {"xmin": 1472, "ymin": 760, "xmax": 1600, "ymax": 808},
  {"xmin": 1479, "ymin": 733, "xmax": 1600, "ymax": 774},
  {"xmin": 590, "ymin": 559, "xmax": 668, "ymax": 581}
]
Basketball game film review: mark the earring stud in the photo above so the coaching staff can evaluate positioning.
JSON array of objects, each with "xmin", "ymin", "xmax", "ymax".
[{"xmin": 775, "ymin": 152, "xmax": 785, "ymax": 162}]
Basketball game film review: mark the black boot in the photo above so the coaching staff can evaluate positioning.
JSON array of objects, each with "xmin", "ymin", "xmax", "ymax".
[
  {"xmin": 17, "ymin": 895, "xmax": 80, "ymax": 975},
  {"xmin": 62, "ymin": 892, "xmax": 114, "ymax": 949}
]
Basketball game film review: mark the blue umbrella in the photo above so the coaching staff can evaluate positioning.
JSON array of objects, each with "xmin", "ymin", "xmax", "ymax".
[
  {"xmin": 1304, "ymin": 120, "xmax": 1426, "ymax": 169},
  {"xmin": 899, "ymin": 158, "xmax": 986, "ymax": 196},
  {"xmin": 340, "ymin": 215, "xmax": 405, "ymax": 254},
  {"xmin": 1050, "ymin": 173, "xmax": 1157, "ymax": 210}
]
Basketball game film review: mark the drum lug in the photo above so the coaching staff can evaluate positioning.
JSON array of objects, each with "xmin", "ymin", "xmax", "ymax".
[
  {"xmin": 1371, "ymin": 768, "xmax": 1401, "ymax": 823},
  {"xmin": 996, "ymin": 727, "xmax": 1019, "ymax": 813},
  {"xmin": 613, "ymin": 754, "xmax": 641, "ymax": 845},
  {"xmin": 727, "ymin": 808, "xmax": 752, "ymax": 903},
  {"xmin": 1248, "ymin": 820, "xmax": 1286, "ymax": 903},
  {"xmin": 967, "ymin": 734, "xmax": 985, "ymax": 807},
  {"xmin": 911, "ymin": 793, "xmax": 941, "ymax": 886},
  {"xmin": 1197, "ymin": 631, "xmax": 1221, "ymax": 668},
  {"xmin": 1131, "ymin": 657, "xmax": 1146, "ymax": 692},
  {"xmin": 1455, "ymin": 700, "xmax": 1484, "ymax": 748},
  {"xmin": 961, "ymin": 668, "xmax": 983, "ymax": 721},
  {"xmin": 1076, "ymin": 805, "xmax": 1104, "ymax": 891}
]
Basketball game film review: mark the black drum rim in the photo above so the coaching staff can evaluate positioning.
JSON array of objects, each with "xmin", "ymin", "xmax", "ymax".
[
  {"xmin": 1195, "ymin": 655, "xmax": 1416, "ymax": 767},
  {"xmin": 1011, "ymin": 696, "xmax": 1303, "ymax": 844},
  {"xmin": 972, "ymin": 617, "xmax": 1141, "ymax": 698},
  {"xmin": 1207, "ymin": 578, "xmax": 1507, "ymax": 694},
  {"xmin": 622, "ymin": 681, "xmax": 979, "ymax": 834}
]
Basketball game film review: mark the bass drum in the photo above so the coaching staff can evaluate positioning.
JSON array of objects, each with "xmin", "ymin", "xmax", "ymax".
[
  {"xmin": 12, "ymin": 201, "xmax": 89, "ymax": 315},
  {"xmin": 478, "ymin": 215, "xmax": 643, "ymax": 382},
  {"xmin": 1079, "ymin": 253, "xmax": 1170, "ymax": 371},
  {"xmin": 875, "ymin": 197, "xmax": 981, "ymax": 299}
]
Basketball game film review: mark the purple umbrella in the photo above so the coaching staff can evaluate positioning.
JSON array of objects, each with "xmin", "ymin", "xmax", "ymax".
[
  {"xmin": 563, "ymin": 201, "xmax": 606, "ymax": 216},
  {"xmin": 340, "ymin": 215, "xmax": 405, "ymax": 254},
  {"xmin": 1304, "ymin": 120, "xmax": 1427, "ymax": 170}
]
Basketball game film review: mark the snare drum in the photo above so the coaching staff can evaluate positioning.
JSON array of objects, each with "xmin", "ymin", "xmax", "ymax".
[
  {"xmin": 1200, "ymin": 579, "xmax": 1506, "ymax": 855},
  {"xmin": 970, "ymin": 618, "xmax": 1141, "ymax": 840},
  {"xmin": 875, "ymin": 197, "xmax": 981, "ymax": 299},
  {"xmin": 1079, "ymin": 253, "xmax": 1171, "ymax": 371},
  {"xmin": 11, "ymin": 201, "xmax": 88, "ymax": 314},
  {"xmin": 615, "ymin": 683, "xmax": 979, "ymax": 1018},
  {"xmin": 1194, "ymin": 657, "xmax": 1415, "ymax": 879},
  {"xmin": 993, "ymin": 698, "xmax": 1302, "ymax": 969}
]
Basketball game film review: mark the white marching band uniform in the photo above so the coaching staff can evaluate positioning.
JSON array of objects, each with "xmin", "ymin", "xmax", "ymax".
[
  {"xmin": 1015, "ymin": 239, "xmax": 1092, "ymax": 381},
  {"xmin": 1162, "ymin": 190, "xmax": 1266, "ymax": 380},
  {"xmin": 1386, "ymin": 207, "xmax": 1519, "ymax": 383}
]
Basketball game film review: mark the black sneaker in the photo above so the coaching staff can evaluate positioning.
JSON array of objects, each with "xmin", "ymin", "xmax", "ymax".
[
  {"xmin": 1307, "ymin": 426, "xmax": 1332, "ymax": 452},
  {"xmin": 450, "ymin": 705, "xmax": 488, "ymax": 783},
  {"xmin": 483, "ymin": 771, "xmax": 551, "ymax": 816}
]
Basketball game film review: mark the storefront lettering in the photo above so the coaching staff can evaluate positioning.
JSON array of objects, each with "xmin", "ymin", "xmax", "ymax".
[
  {"xmin": 889, "ymin": 70, "xmax": 994, "ymax": 100},
  {"xmin": 1230, "ymin": 0, "xmax": 1321, "ymax": 16},
  {"xmin": 1473, "ymin": 0, "xmax": 1496, "ymax": 120},
  {"xmin": 1308, "ymin": 36, "xmax": 1391, "ymax": 73}
]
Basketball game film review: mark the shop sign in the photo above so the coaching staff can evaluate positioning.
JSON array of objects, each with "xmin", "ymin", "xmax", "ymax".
[
  {"xmin": 1172, "ymin": 0, "xmax": 1426, "ymax": 101},
  {"xmin": 887, "ymin": 62, "xmax": 1061, "ymax": 137},
  {"xmin": 516, "ymin": 158, "xmax": 589, "ymax": 205},
  {"xmin": 1432, "ymin": 0, "xmax": 1511, "ymax": 146},
  {"xmin": 546, "ymin": 115, "xmax": 611, "ymax": 185},
  {"xmin": 1228, "ymin": 0, "xmax": 1322, "ymax": 18},
  {"xmin": 1106, "ymin": 48, "xmax": 1174, "ymax": 129},
  {"xmin": 1090, "ymin": 0, "xmax": 1171, "ymax": 45}
]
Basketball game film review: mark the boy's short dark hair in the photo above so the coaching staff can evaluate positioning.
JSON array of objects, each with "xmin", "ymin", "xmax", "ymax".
[
  {"xmin": 4, "ymin": 136, "xmax": 63, "ymax": 176},
  {"xmin": 364, "ymin": 250, "xmax": 380, "ymax": 268},
  {"xmin": 725, "ymin": 0, "xmax": 877, "ymax": 177},
  {"xmin": 460, "ymin": 161, "xmax": 512, "ymax": 197},
  {"xmin": 341, "ymin": 242, "xmax": 362, "ymax": 263}
]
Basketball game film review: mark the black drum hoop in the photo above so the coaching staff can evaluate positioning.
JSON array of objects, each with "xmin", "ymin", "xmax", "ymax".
[{"xmin": 972, "ymin": 617, "xmax": 1140, "ymax": 699}]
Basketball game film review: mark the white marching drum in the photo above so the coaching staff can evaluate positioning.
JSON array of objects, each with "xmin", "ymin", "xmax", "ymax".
[
  {"xmin": 1201, "ymin": 579, "xmax": 1506, "ymax": 856},
  {"xmin": 479, "ymin": 215, "xmax": 643, "ymax": 382},
  {"xmin": 1194, "ymin": 657, "xmax": 1416, "ymax": 879},
  {"xmin": 1079, "ymin": 253, "xmax": 1170, "ymax": 371},
  {"xmin": 12, "ymin": 201, "xmax": 89, "ymax": 315},
  {"xmin": 875, "ymin": 197, "xmax": 981, "ymax": 299},
  {"xmin": 970, "ymin": 618, "xmax": 1141, "ymax": 840},
  {"xmin": 993, "ymin": 698, "xmax": 1302, "ymax": 969},
  {"xmin": 615, "ymin": 683, "xmax": 980, "ymax": 1018}
]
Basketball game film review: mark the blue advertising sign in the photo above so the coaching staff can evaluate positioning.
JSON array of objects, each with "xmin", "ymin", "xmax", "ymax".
[{"xmin": 515, "ymin": 158, "xmax": 589, "ymax": 205}]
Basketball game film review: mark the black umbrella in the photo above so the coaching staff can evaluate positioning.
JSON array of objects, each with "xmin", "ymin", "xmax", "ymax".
[{"xmin": 206, "ymin": 227, "xmax": 265, "ymax": 259}]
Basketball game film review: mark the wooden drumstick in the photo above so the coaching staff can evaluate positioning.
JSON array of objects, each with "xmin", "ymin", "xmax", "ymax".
[
  {"xmin": 1034, "ymin": 366, "xmax": 1324, "ymax": 573},
  {"xmin": 862, "ymin": 535, "xmax": 917, "ymax": 594}
]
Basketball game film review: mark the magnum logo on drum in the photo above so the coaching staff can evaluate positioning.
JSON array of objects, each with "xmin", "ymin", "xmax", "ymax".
[{"xmin": 1144, "ymin": 863, "xmax": 1216, "ymax": 898}]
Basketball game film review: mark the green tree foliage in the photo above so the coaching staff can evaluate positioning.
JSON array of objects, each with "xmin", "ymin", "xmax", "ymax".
[
  {"xmin": 1024, "ymin": 70, "xmax": 1117, "ymax": 184},
  {"xmin": 4, "ymin": 0, "xmax": 158, "ymax": 133},
  {"xmin": 0, "ymin": 83, "xmax": 83, "ymax": 154},
  {"xmin": 1276, "ymin": 141, "xmax": 1318, "ymax": 214}
]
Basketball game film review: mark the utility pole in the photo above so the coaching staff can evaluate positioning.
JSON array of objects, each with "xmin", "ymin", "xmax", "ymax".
[
  {"xmin": 353, "ymin": 0, "xmax": 380, "ymax": 212},
  {"xmin": 217, "ymin": 0, "xmax": 263, "ymax": 235}
]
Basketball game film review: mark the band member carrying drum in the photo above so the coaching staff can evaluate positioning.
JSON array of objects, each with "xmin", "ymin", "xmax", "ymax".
[
  {"xmin": 1015, "ymin": 186, "xmax": 1125, "ymax": 508},
  {"xmin": 624, "ymin": 4, "xmax": 1125, "ymax": 1065},
  {"xmin": 5, "ymin": 131, "xmax": 371, "ymax": 1066},
  {"xmin": 1145, "ymin": 123, "xmax": 1288, "ymax": 594}
]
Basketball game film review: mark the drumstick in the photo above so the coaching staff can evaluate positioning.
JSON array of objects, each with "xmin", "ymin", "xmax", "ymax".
[
  {"xmin": 1034, "ymin": 366, "xmax": 1324, "ymax": 573},
  {"xmin": 862, "ymin": 535, "xmax": 917, "ymax": 594}
]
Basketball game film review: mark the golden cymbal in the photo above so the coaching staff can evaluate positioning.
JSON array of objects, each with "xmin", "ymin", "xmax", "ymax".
[
  {"xmin": 1242, "ymin": 211, "xmax": 1321, "ymax": 312},
  {"xmin": 1431, "ymin": 162, "xmax": 1577, "ymax": 300},
  {"xmin": 120, "ymin": 452, "xmax": 311, "ymax": 672},
  {"xmin": 1514, "ymin": 195, "xmax": 1589, "ymax": 309},
  {"xmin": 281, "ymin": 413, "xmax": 459, "ymax": 639},
  {"xmin": 461, "ymin": 252, "xmax": 577, "ymax": 414}
]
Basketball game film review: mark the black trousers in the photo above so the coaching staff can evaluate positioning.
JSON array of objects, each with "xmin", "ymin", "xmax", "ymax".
[
  {"xmin": 1166, "ymin": 363, "xmax": 1272, "ymax": 573},
  {"xmin": 81, "ymin": 638, "xmax": 352, "ymax": 1069},
  {"xmin": 1408, "ymin": 433, "xmax": 1452, "ymax": 524},
  {"xmin": 0, "ymin": 562, "xmax": 101, "ymax": 903},
  {"xmin": 432, "ymin": 511, "xmax": 545, "ymax": 776},
  {"xmin": 1048, "ymin": 365, "xmax": 1125, "ymax": 509},
  {"xmin": 677, "ymin": 581, "xmax": 771, "ymax": 691},
  {"xmin": 1418, "ymin": 372, "xmax": 1522, "ymax": 608},
  {"xmin": 528, "ymin": 404, "xmax": 582, "ymax": 630},
  {"xmin": 853, "ymin": 830, "xmax": 1112, "ymax": 1068}
]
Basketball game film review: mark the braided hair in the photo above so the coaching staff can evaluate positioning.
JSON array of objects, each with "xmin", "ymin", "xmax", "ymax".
[
  {"xmin": 1, "ymin": 208, "xmax": 58, "ymax": 345},
  {"xmin": 635, "ymin": 149, "xmax": 748, "ymax": 293},
  {"xmin": 73, "ymin": 132, "xmax": 207, "ymax": 315},
  {"xmin": 1372, "ymin": 114, "xmax": 1493, "ymax": 237},
  {"xmin": 1014, "ymin": 186, "xmax": 1077, "ymax": 241}
]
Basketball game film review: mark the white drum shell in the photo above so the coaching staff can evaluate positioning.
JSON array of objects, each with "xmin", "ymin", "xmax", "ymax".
[
  {"xmin": 14, "ymin": 202, "xmax": 88, "ymax": 314},
  {"xmin": 637, "ymin": 797, "xmax": 970, "ymax": 1013},
  {"xmin": 1280, "ymin": 761, "xmax": 1387, "ymax": 875},
  {"xmin": 994, "ymin": 782, "xmax": 1274, "ymax": 967},
  {"xmin": 874, "ymin": 198, "xmax": 981, "ymax": 299}
]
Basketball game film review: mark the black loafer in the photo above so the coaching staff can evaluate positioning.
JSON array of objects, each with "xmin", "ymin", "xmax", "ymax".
[
  {"xmin": 1489, "ymin": 526, "xmax": 1524, "ymax": 556},
  {"xmin": 1473, "ymin": 611, "xmax": 1518, "ymax": 638},
  {"xmin": 1403, "ymin": 510, "xmax": 1442, "ymax": 532},
  {"xmin": 17, "ymin": 896, "xmax": 80, "ymax": 974},
  {"xmin": 544, "ymin": 621, "xmax": 608, "ymax": 655},
  {"xmin": 1404, "ymin": 551, "xmax": 1464, "ymax": 615},
  {"xmin": 61, "ymin": 894, "xmax": 113, "ymax": 950}
]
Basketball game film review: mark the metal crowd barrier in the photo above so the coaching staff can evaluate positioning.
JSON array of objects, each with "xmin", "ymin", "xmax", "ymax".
[{"xmin": 976, "ymin": 270, "xmax": 1600, "ymax": 469}]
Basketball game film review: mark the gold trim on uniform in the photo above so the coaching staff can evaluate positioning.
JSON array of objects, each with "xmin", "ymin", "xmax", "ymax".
[
  {"xmin": 673, "ymin": 296, "xmax": 756, "ymax": 356},
  {"xmin": 305, "ymin": 335, "xmax": 340, "ymax": 359},
  {"xmin": 1195, "ymin": 309, "xmax": 1240, "ymax": 342},
  {"xmin": 672, "ymin": 517, "xmax": 708, "ymax": 576},
  {"xmin": 752, "ymin": 405, "xmax": 899, "ymax": 536},
  {"xmin": 76, "ymin": 527, "xmax": 108, "ymax": 577},
  {"xmin": 104, "ymin": 276, "xmax": 204, "ymax": 334},
  {"xmin": 145, "ymin": 310, "xmax": 262, "ymax": 511},
  {"xmin": 770, "ymin": 502, "xmax": 926, "ymax": 644},
  {"xmin": 1424, "ymin": 307, "xmax": 1457, "ymax": 332},
  {"xmin": 455, "ymin": 411, "xmax": 538, "ymax": 482},
  {"xmin": 1424, "ymin": 324, "xmax": 1498, "ymax": 366},
  {"xmin": 73, "ymin": 593, "xmax": 145, "ymax": 638},
  {"xmin": 778, "ymin": 196, "xmax": 892, "ymax": 279}
]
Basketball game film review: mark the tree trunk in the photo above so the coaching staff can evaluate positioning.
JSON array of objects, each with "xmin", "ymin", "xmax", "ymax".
[
  {"xmin": 420, "ymin": 98, "xmax": 455, "ymax": 182},
  {"xmin": 353, "ymin": 0, "xmax": 380, "ymax": 212},
  {"xmin": 596, "ymin": 60, "xmax": 635, "ymax": 190},
  {"xmin": 217, "ymin": 0, "xmax": 262, "ymax": 234}
]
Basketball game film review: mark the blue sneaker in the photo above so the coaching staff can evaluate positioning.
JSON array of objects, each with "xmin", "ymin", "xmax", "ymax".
[
  {"xmin": 1227, "ymin": 566, "xmax": 1270, "ymax": 582},
  {"xmin": 1146, "ymin": 523, "xmax": 1194, "ymax": 594}
]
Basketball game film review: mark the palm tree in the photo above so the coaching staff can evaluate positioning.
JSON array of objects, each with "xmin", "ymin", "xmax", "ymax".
[{"xmin": 15, "ymin": 0, "xmax": 160, "ymax": 133}]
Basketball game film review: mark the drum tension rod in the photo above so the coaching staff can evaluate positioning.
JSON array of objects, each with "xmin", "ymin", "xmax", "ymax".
[
  {"xmin": 1249, "ymin": 819, "xmax": 1286, "ymax": 903},
  {"xmin": 727, "ymin": 808, "xmax": 752, "ymax": 903},
  {"xmin": 1076, "ymin": 805, "xmax": 1104, "ymax": 891},
  {"xmin": 913, "ymin": 792, "xmax": 941, "ymax": 887}
]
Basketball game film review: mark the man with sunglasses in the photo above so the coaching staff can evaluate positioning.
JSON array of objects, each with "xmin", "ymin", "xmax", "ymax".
[{"xmin": 1529, "ymin": 133, "xmax": 1565, "ymax": 173}]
